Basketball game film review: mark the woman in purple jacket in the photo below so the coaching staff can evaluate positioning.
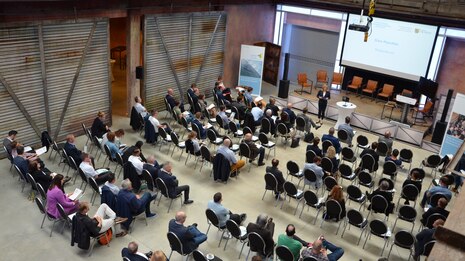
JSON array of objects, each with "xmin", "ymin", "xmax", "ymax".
[{"xmin": 46, "ymin": 174, "xmax": 79, "ymax": 218}]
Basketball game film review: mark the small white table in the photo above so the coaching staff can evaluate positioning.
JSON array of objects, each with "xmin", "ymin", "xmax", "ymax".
[{"xmin": 335, "ymin": 101, "xmax": 357, "ymax": 129}]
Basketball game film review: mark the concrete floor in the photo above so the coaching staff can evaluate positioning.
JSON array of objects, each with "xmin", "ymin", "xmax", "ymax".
[{"xmin": 0, "ymin": 93, "xmax": 453, "ymax": 261}]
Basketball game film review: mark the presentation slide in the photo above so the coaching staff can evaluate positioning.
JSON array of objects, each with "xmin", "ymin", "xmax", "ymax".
[{"xmin": 341, "ymin": 14, "xmax": 438, "ymax": 81}]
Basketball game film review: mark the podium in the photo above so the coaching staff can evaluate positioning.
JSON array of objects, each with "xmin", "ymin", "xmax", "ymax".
[{"xmin": 396, "ymin": 95, "xmax": 417, "ymax": 124}]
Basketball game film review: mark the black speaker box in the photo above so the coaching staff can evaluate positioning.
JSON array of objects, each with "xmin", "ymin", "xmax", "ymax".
[
  {"xmin": 278, "ymin": 80, "xmax": 290, "ymax": 99},
  {"xmin": 136, "ymin": 66, "xmax": 143, "ymax": 79},
  {"xmin": 432, "ymin": 121, "xmax": 447, "ymax": 145}
]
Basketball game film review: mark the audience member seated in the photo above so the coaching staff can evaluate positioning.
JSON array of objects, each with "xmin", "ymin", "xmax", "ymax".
[
  {"xmin": 278, "ymin": 224, "xmax": 309, "ymax": 261},
  {"xmin": 122, "ymin": 241, "xmax": 152, "ymax": 261},
  {"xmin": 301, "ymin": 235, "xmax": 344, "ymax": 261},
  {"xmin": 246, "ymin": 214, "xmax": 275, "ymax": 257},
  {"xmin": 148, "ymin": 109, "xmax": 171, "ymax": 138},
  {"xmin": 244, "ymin": 87, "xmax": 254, "ymax": 106},
  {"xmin": 105, "ymin": 132, "xmax": 123, "ymax": 161},
  {"xmin": 166, "ymin": 88, "xmax": 184, "ymax": 112},
  {"xmin": 168, "ymin": 211, "xmax": 207, "ymax": 253},
  {"xmin": 303, "ymin": 156, "xmax": 325, "ymax": 189},
  {"xmin": 134, "ymin": 96, "xmax": 148, "ymax": 118},
  {"xmin": 323, "ymin": 186, "xmax": 346, "ymax": 221},
  {"xmin": 143, "ymin": 155, "xmax": 161, "ymax": 180},
  {"xmin": 378, "ymin": 131, "xmax": 393, "ymax": 155},
  {"xmin": 123, "ymin": 141, "xmax": 146, "ymax": 163},
  {"xmin": 265, "ymin": 98, "xmax": 280, "ymax": 116},
  {"xmin": 326, "ymin": 146, "xmax": 339, "ymax": 174},
  {"xmin": 413, "ymin": 219, "xmax": 444, "ymax": 260},
  {"xmin": 64, "ymin": 134, "xmax": 84, "ymax": 166},
  {"xmin": 385, "ymin": 149, "xmax": 403, "ymax": 167},
  {"xmin": 207, "ymin": 192, "xmax": 247, "ymax": 228},
  {"xmin": 297, "ymin": 107, "xmax": 320, "ymax": 133},
  {"xmin": 215, "ymin": 84, "xmax": 230, "ymax": 104},
  {"xmin": 117, "ymin": 179, "xmax": 157, "ymax": 232},
  {"xmin": 337, "ymin": 116, "xmax": 355, "ymax": 146},
  {"xmin": 307, "ymin": 137, "xmax": 323, "ymax": 157},
  {"xmin": 366, "ymin": 180, "xmax": 394, "ymax": 215},
  {"xmin": 421, "ymin": 198, "xmax": 449, "ymax": 226},
  {"xmin": 173, "ymin": 101, "xmax": 195, "ymax": 124},
  {"xmin": 420, "ymin": 176, "xmax": 452, "ymax": 208},
  {"xmin": 91, "ymin": 111, "xmax": 109, "ymax": 139},
  {"xmin": 79, "ymin": 153, "xmax": 112, "ymax": 185},
  {"xmin": 217, "ymin": 138, "xmax": 245, "ymax": 173},
  {"xmin": 243, "ymin": 133, "xmax": 265, "ymax": 166},
  {"xmin": 186, "ymin": 131, "xmax": 202, "ymax": 156},
  {"xmin": 158, "ymin": 162, "xmax": 194, "ymax": 204},
  {"xmin": 218, "ymin": 105, "xmax": 231, "ymax": 129},
  {"xmin": 46, "ymin": 174, "xmax": 79, "ymax": 219},
  {"xmin": 3, "ymin": 130, "xmax": 17, "ymax": 153},
  {"xmin": 276, "ymin": 113, "xmax": 296, "ymax": 138},
  {"xmin": 322, "ymin": 128, "xmax": 341, "ymax": 154},
  {"xmin": 73, "ymin": 201, "xmax": 128, "ymax": 250},
  {"xmin": 264, "ymin": 109, "xmax": 277, "ymax": 135},
  {"xmin": 402, "ymin": 168, "xmax": 423, "ymax": 204},
  {"xmin": 128, "ymin": 149, "xmax": 145, "ymax": 175},
  {"xmin": 230, "ymin": 96, "xmax": 247, "ymax": 119},
  {"xmin": 29, "ymin": 161, "xmax": 55, "ymax": 190},
  {"xmin": 265, "ymin": 159, "xmax": 286, "ymax": 197},
  {"xmin": 192, "ymin": 112, "xmax": 219, "ymax": 140},
  {"xmin": 360, "ymin": 141, "xmax": 380, "ymax": 171},
  {"xmin": 283, "ymin": 103, "xmax": 297, "ymax": 126},
  {"xmin": 103, "ymin": 173, "xmax": 120, "ymax": 196},
  {"xmin": 251, "ymin": 102, "xmax": 264, "ymax": 126},
  {"xmin": 13, "ymin": 145, "xmax": 35, "ymax": 175}
]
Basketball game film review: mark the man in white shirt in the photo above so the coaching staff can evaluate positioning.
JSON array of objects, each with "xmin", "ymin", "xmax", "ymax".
[
  {"xmin": 128, "ymin": 149, "xmax": 144, "ymax": 175},
  {"xmin": 134, "ymin": 96, "xmax": 148, "ymax": 117},
  {"xmin": 148, "ymin": 110, "xmax": 171, "ymax": 134},
  {"xmin": 251, "ymin": 102, "xmax": 264, "ymax": 126},
  {"xmin": 79, "ymin": 152, "xmax": 112, "ymax": 185}
]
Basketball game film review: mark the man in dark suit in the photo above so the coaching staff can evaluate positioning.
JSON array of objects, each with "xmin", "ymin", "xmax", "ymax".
[
  {"xmin": 230, "ymin": 96, "xmax": 247, "ymax": 120},
  {"xmin": 414, "ymin": 219, "xmax": 444, "ymax": 260},
  {"xmin": 168, "ymin": 211, "xmax": 207, "ymax": 253},
  {"xmin": 264, "ymin": 109, "xmax": 277, "ymax": 135},
  {"xmin": 122, "ymin": 141, "xmax": 146, "ymax": 163},
  {"xmin": 64, "ymin": 134, "xmax": 83, "ymax": 166},
  {"xmin": 121, "ymin": 242, "xmax": 151, "ymax": 261},
  {"xmin": 283, "ymin": 103, "xmax": 297, "ymax": 126},
  {"xmin": 143, "ymin": 155, "xmax": 160, "ymax": 180},
  {"xmin": 360, "ymin": 141, "xmax": 380, "ymax": 171},
  {"xmin": 265, "ymin": 98, "xmax": 280, "ymax": 116},
  {"xmin": 3, "ymin": 130, "xmax": 17, "ymax": 153},
  {"xmin": 306, "ymin": 137, "xmax": 323, "ymax": 157},
  {"xmin": 246, "ymin": 214, "xmax": 275, "ymax": 256},
  {"xmin": 166, "ymin": 88, "xmax": 184, "ymax": 112},
  {"xmin": 13, "ymin": 145, "xmax": 31, "ymax": 175},
  {"xmin": 265, "ymin": 159, "xmax": 285, "ymax": 194},
  {"xmin": 421, "ymin": 198, "xmax": 449, "ymax": 226},
  {"xmin": 158, "ymin": 162, "xmax": 193, "ymax": 204},
  {"xmin": 243, "ymin": 133, "xmax": 265, "ymax": 166},
  {"xmin": 322, "ymin": 127, "xmax": 342, "ymax": 153}
]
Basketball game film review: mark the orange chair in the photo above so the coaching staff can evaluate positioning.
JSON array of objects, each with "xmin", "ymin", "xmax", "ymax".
[
  {"xmin": 412, "ymin": 100, "xmax": 434, "ymax": 124},
  {"xmin": 331, "ymin": 72, "xmax": 343, "ymax": 91},
  {"xmin": 296, "ymin": 73, "xmax": 313, "ymax": 95},
  {"xmin": 361, "ymin": 80, "xmax": 378, "ymax": 100},
  {"xmin": 346, "ymin": 76, "xmax": 363, "ymax": 95},
  {"xmin": 316, "ymin": 70, "xmax": 328, "ymax": 88},
  {"xmin": 376, "ymin": 84, "xmax": 394, "ymax": 102}
]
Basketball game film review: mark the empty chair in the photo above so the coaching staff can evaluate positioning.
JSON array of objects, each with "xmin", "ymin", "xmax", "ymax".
[
  {"xmin": 296, "ymin": 73, "xmax": 313, "ymax": 94},
  {"xmin": 376, "ymin": 84, "xmax": 394, "ymax": 102},
  {"xmin": 331, "ymin": 72, "xmax": 343, "ymax": 90},
  {"xmin": 207, "ymin": 129, "xmax": 222, "ymax": 148},
  {"xmin": 223, "ymin": 219, "xmax": 248, "ymax": 257},
  {"xmin": 357, "ymin": 171, "xmax": 374, "ymax": 192},
  {"xmin": 412, "ymin": 100, "xmax": 434, "ymax": 124},
  {"xmin": 361, "ymin": 80, "xmax": 378, "ymax": 100},
  {"xmin": 363, "ymin": 219, "xmax": 391, "ymax": 256},
  {"xmin": 341, "ymin": 209, "xmax": 368, "ymax": 245},
  {"xmin": 298, "ymin": 190, "xmax": 323, "ymax": 224},
  {"xmin": 393, "ymin": 205, "xmax": 417, "ymax": 233},
  {"xmin": 346, "ymin": 185, "xmax": 366, "ymax": 211},
  {"xmin": 399, "ymin": 149, "xmax": 413, "ymax": 172},
  {"xmin": 346, "ymin": 76, "xmax": 363, "ymax": 95},
  {"xmin": 281, "ymin": 181, "xmax": 304, "ymax": 214},
  {"xmin": 421, "ymin": 154, "xmax": 442, "ymax": 179},
  {"xmin": 339, "ymin": 164, "xmax": 356, "ymax": 185},
  {"xmin": 355, "ymin": 135, "xmax": 369, "ymax": 155},
  {"xmin": 259, "ymin": 132, "xmax": 276, "ymax": 160},
  {"xmin": 316, "ymin": 70, "xmax": 328, "ymax": 88},
  {"xmin": 382, "ymin": 161, "xmax": 398, "ymax": 180},
  {"xmin": 387, "ymin": 230, "xmax": 415, "ymax": 260},
  {"xmin": 276, "ymin": 245, "xmax": 294, "ymax": 261}
]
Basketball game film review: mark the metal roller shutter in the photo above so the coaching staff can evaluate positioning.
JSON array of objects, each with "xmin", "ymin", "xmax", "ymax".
[
  {"xmin": 0, "ymin": 18, "xmax": 110, "ymax": 153},
  {"xmin": 144, "ymin": 12, "xmax": 226, "ymax": 111}
]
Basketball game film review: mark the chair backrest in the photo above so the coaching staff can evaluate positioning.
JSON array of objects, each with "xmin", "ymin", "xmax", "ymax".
[
  {"xmin": 260, "ymin": 118, "xmax": 270, "ymax": 134},
  {"xmin": 116, "ymin": 153, "xmax": 124, "ymax": 166},
  {"xmin": 394, "ymin": 230, "xmax": 415, "ymax": 249},
  {"xmin": 339, "ymin": 164, "xmax": 353, "ymax": 180},
  {"xmin": 276, "ymin": 245, "xmax": 294, "ymax": 261},
  {"xmin": 231, "ymin": 106, "xmax": 240, "ymax": 120},
  {"xmin": 332, "ymin": 72, "xmax": 343, "ymax": 85},
  {"xmin": 383, "ymin": 161, "xmax": 397, "ymax": 175},
  {"xmin": 26, "ymin": 173, "xmax": 38, "ymax": 191},
  {"xmin": 325, "ymin": 199, "xmax": 342, "ymax": 218},
  {"xmin": 14, "ymin": 164, "xmax": 26, "ymax": 180},
  {"xmin": 88, "ymin": 177, "xmax": 100, "ymax": 195},
  {"xmin": 398, "ymin": 205, "xmax": 417, "ymax": 220},
  {"xmin": 283, "ymin": 181, "xmax": 298, "ymax": 196},
  {"xmin": 200, "ymin": 146, "xmax": 211, "ymax": 163},
  {"xmin": 141, "ymin": 170, "xmax": 155, "ymax": 191},
  {"xmin": 239, "ymin": 143, "xmax": 251, "ymax": 158},
  {"xmin": 360, "ymin": 154, "xmax": 375, "ymax": 172},
  {"xmin": 306, "ymin": 150, "xmax": 316, "ymax": 163},
  {"xmin": 243, "ymin": 126, "xmax": 253, "ymax": 135},
  {"xmin": 259, "ymin": 132, "xmax": 269, "ymax": 145},
  {"xmin": 322, "ymin": 140, "xmax": 333, "ymax": 154},
  {"xmin": 317, "ymin": 70, "xmax": 327, "ymax": 82},
  {"xmin": 422, "ymin": 240, "xmax": 436, "ymax": 256},
  {"xmin": 303, "ymin": 190, "xmax": 319, "ymax": 206},
  {"xmin": 370, "ymin": 194, "xmax": 388, "ymax": 214},
  {"xmin": 167, "ymin": 232, "xmax": 184, "ymax": 255},
  {"xmin": 422, "ymin": 100, "xmax": 434, "ymax": 113},
  {"xmin": 155, "ymin": 178, "xmax": 169, "ymax": 197},
  {"xmin": 159, "ymin": 127, "xmax": 168, "ymax": 140},
  {"xmin": 347, "ymin": 185, "xmax": 362, "ymax": 200},
  {"xmin": 426, "ymin": 154, "xmax": 441, "ymax": 167},
  {"xmin": 35, "ymin": 197, "xmax": 46, "ymax": 215},
  {"xmin": 207, "ymin": 129, "xmax": 218, "ymax": 143},
  {"xmin": 205, "ymin": 208, "xmax": 220, "ymax": 228},
  {"xmin": 321, "ymin": 157, "xmax": 333, "ymax": 173},
  {"xmin": 286, "ymin": 161, "xmax": 299, "ymax": 175},
  {"xmin": 401, "ymin": 89, "xmax": 413, "ymax": 97},
  {"xmin": 425, "ymin": 213, "xmax": 446, "ymax": 228},
  {"xmin": 264, "ymin": 173, "xmax": 278, "ymax": 191},
  {"xmin": 226, "ymin": 219, "xmax": 242, "ymax": 239},
  {"xmin": 346, "ymin": 209, "xmax": 365, "ymax": 226},
  {"xmin": 358, "ymin": 171, "xmax": 373, "ymax": 186},
  {"xmin": 297, "ymin": 73, "xmax": 308, "ymax": 84},
  {"xmin": 36, "ymin": 183, "xmax": 47, "ymax": 200},
  {"xmin": 304, "ymin": 169, "xmax": 317, "ymax": 183},
  {"xmin": 78, "ymin": 167, "xmax": 88, "ymax": 183},
  {"xmin": 401, "ymin": 184, "xmax": 419, "ymax": 200},
  {"xmin": 277, "ymin": 123, "xmax": 288, "ymax": 135},
  {"xmin": 170, "ymin": 132, "xmax": 180, "ymax": 145},
  {"xmin": 428, "ymin": 193, "xmax": 448, "ymax": 208},
  {"xmin": 56, "ymin": 203, "xmax": 70, "ymax": 221},
  {"xmin": 192, "ymin": 250, "xmax": 208, "ymax": 261},
  {"xmin": 369, "ymin": 219, "xmax": 388, "ymax": 236},
  {"xmin": 357, "ymin": 135, "xmax": 369, "ymax": 147},
  {"xmin": 399, "ymin": 149, "xmax": 413, "ymax": 161},
  {"xmin": 229, "ymin": 121, "xmax": 238, "ymax": 133},
  {"xmin": 216, "ymin": 114, "xmax": 225, "ymax": 129},
  {"xmin": 351, "ymin": 76, "xmax": 363, "ymax": 86},
  {"xmin": 377, "ymin": 141, "xmax": 389, "ymax": 156},
  {"xmin": 248, "ymin": 232, "xmax": 267, "ymax": 254},
  {"xmin": 337, "ymin": 129, "xmax": 348, "ymax": 141},
  {"xmin": 296, "ymin": 116, "xmax": 306, "ymax": 131},
  {"xmin": 103, "ymin": 144, "xmax": 112, "ymax": 159},
  {"xmin": 366, "ymin": 80, "xmax": 378, "ymax": 90},
  {"xmin": 381, "ymin": 84, "xmax": 394, "ymax": 95},
  {"xmin": 191, "ymin": 122, "xmax": 201, "ymax": 137},
  {"xmin": 324, "ymin": 176, "xmax": 338, "ymax": 191}
]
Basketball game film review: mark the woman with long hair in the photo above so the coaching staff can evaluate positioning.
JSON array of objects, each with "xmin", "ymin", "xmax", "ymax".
[
  {"xmin": 91, "ymin": 111, "xmax": 109, "ymax": 138},
  {"xmin": 46, "ymin": 174, "xmax": 79, "ymax": 218},
  {"xmin": 326, "ymin": 146, "xmax": 340, "ymax": 174},
  {"xmin": 186, "ymin": 131, "xmax": 202, "ymax": 155},
  {"xmin": 29, "ymin": 161, "xmax": 53, "ymax": 190},
  {"xmin": 325, "ymin": 185, "xmax": 346, "ymax": 220}
]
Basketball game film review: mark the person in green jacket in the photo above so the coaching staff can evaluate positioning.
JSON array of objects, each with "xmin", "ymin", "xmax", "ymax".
[{"xmin": 277, "ymin": 224, "xmax": 308, "ymax": 261}]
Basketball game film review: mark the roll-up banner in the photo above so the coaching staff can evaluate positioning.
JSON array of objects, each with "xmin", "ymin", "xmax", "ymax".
[
  {"xmin": 440, "ymin": 93, "xmax": 465, "ymax": 157},
  {"xmin": 238, "ymin": 44, "xmax": 265, "ymax": 96}
]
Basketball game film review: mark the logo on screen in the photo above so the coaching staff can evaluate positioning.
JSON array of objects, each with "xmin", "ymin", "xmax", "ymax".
[{"xmin": 414, "ymin": 28, "xmax": 420, "ymax": 33}]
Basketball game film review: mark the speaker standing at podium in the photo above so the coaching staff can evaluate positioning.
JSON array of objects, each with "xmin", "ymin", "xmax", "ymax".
[{"xmin": 317, "ymin": 84, "xmax": 331, "ymax": 123}]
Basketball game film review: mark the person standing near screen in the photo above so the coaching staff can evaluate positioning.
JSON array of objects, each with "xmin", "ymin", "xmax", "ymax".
[{"xmin": 317, "ymin": 84, "xmax": 330, "ymax": 124}]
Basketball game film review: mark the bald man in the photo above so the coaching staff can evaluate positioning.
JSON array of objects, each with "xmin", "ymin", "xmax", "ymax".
[
  {"xmin": 217, "ymin": 138, "xmax": 245, "ymax": 172},
  {"xmin": 168, "ymin": 211, "xmax": 207, "ymax": 253},
  {"xmin": 166, "ymin": 88, "xmax": 184, "ymax": 112},
  {"xmin": 378, "ymin": 131, "xmax": 393, "ymax": 155},
  {"xmin": 322, "ymin": 127, "xmax": 341, "ymax": 153},
  {"xmin": 243, "ymin": 133, "xmax": 265, "ymax": 166},
  {"xmin": 283, "ymin": 103, "xmax": 297, "ymax": 126},
  {"xmin": 121, "ymin": 241, "xmax": 150, "ymax": 261},
  {"xmin": 301, "ymin": 235, "xmax": 344, "ymax": 261}
]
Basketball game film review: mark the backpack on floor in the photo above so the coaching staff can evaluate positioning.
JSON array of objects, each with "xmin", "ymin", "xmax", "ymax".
[{"xmin": 98, "ymin": 228, "xmax": 113, "ymax": 245}]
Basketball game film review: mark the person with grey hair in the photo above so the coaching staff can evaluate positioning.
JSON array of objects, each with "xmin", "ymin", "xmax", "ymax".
[
  {"xmin": 242, "ymin": 133, "xmax": 265, "ymax": 166},
  {"xmin": 157, "ymin": 162, "xmax": 193, "ymax": 204},
  {"xmin": 264, "ymin": 109, "xmax": 277, "ymax": 135},
  {"xmin": 378, "ymin": 130, "xmax": 393, "ymax": 155},
  {"xmin": 121, "ymin": 241, "xmax": 151, "ymax": 261},
  {"xmin": 143, "ymin": 155, "xmax": 160, "ymax": 180},
  {"xmin": 337, "ymin": 116, "xmax": 355, "ymax": 146},
  {"xmin": 134, "ymin": 96, "xmax": 148, "ymax": 117},
  {"xmin": 366, "ymin": 179, "xmax": 395, "ymax": 215},
  {"xmin": 117, "ymin": 179, "xmax": 157, "ymax": 232},
  {"xmin": 301, "ymin": 235, "xmax": 344, "ymax": 260},
  {"xmin": 297, "ymin": 107, "xmax": 320, "ymax": 133},
  {"xmin": 168, "ymin": 211, "xmax": 207, "ymax": 253},
  {"xmin": 246, "ymin": 214, "xmax": 275, "ymax": 256}
]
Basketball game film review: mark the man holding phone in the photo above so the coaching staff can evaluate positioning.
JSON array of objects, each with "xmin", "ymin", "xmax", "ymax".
[{"xmin": 301, "ymin": 235, "xmax": 344, "ymax": 261}]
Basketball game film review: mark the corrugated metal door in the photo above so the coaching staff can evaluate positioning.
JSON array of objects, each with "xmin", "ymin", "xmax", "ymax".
[
  {"xmin": 144, "ymin": 12, "xmax": 226, "ymax": 111},
  {"xmin": 0, "ymin": 19, "xmax": 110, "ymax": 149}
]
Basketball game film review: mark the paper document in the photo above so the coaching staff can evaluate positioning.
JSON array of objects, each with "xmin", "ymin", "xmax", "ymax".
[
  {"xmin": 24, "ymin": 146, "xmax": 32, "ymax": 152},
  {"xmin": 271, "ymin": 116, "xmax": 277, "ymax": 122},
  {"xmin": 69, "ymin": 188, "xmax": 84, "ymax": 201},
  {"xmin": 229, "ymin": 112, "xmax": 236, "ymax": 121},
  {"xmin": 96, "ymin": 169, "xmax": 108, "ymax": 174},
  {"xmin": 204, "ymin": 123, "xmax": 213, "ymax": 129},
  {"xmin": 35, "ymin": 146, "xmax": 47, "ymax": 156}
]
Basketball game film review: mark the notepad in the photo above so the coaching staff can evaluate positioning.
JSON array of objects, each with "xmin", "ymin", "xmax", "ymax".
[
  {"xmin": 69, "ymin": 188, "xmax": 84, "ymax": 201},
  {"xmin": 35, "ymin": 146, "xmax": 47, "ymax": 156},
  {"xmin": 24, "ymin": 146, "xmax": 32, "ymax": 152},
  {"xmin": 96, "ymin": 169, "xmax": 108, "ymax": 174}
]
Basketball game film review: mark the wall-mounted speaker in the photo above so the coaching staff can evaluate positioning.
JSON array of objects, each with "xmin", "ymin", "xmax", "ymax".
[{"xmin": 136, "ymin": 66, "xmax": 143, "ymax": 79}]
